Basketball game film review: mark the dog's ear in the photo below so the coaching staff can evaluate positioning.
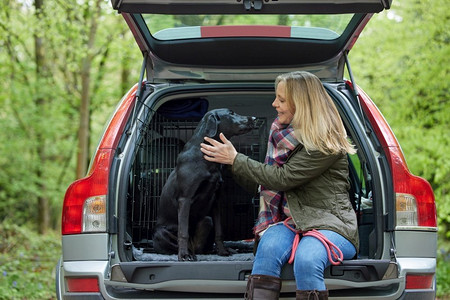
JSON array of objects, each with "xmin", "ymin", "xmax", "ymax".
[{"xmin": 204, "ymin": 113, "xmax": 219, "ymax": 137}]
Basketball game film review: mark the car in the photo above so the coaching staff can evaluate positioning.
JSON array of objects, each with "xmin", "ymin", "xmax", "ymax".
[{"xmin": 55, "ymin": 0, "xmax": 438, "ymax": 299}]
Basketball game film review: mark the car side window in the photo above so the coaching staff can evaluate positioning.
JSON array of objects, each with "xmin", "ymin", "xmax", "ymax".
[{"xmin": 347, "ymin": 144, "xmax": 372, "ymax": 213}]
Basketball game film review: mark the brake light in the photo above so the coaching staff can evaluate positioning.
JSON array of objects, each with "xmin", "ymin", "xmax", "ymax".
[
  {"xmin": 61, "ymin": 84, "xmax": 138, "ymax": 235},
  {"xmin": 353, "ymin": 84, "xmax": 437, "ymax": 229},
  {"xmin": 62, "ymin": 149, "xmax": 112, "ymax": 235},
  {"xmin": 405, "ymin": 274, "xmax": 434, "ymax": 289},
  {"xmin": 66, "ymin": 277, "xmax": 100, "ymax": 292},
  {"xmin": 388, "ymin": 145, "xmax": 436, "ymax": 228}
]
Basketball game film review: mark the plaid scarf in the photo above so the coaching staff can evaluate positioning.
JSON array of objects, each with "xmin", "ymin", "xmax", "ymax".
[{"xmin": 253, "ymin": 118, "xmax": 300, "ymax": 234}]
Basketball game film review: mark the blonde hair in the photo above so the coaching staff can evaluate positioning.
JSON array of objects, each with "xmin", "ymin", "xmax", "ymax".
[{"xmin": 275, "ymin": 71, "xmax": 356, "ymax": 155}]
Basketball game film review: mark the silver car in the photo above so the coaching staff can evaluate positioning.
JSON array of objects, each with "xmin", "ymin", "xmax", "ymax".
[{"xmin": 56, "ymin": 0, "xmax": 437, "ymax": 299}]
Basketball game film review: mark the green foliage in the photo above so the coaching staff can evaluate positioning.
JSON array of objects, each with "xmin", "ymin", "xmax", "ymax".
[
  {"xmin": 348, "ymin": 1, "xmax": 449, "ymax": 296},
  {"xmin": 0, "ymin": 222, "xmax": 60, "ymax": 299},
  {"xmin": 437, "ymin": 244, "xmax": 450, "ymax": 298},
  {"xmin": 350, "ymin": 0, "xmax": 450, "ymax": 239},
  {"xmin": 0, "ymin": 0, "xmax": 141, "ymax": 230}
]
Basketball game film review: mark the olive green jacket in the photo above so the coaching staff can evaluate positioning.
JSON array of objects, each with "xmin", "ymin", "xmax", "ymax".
[{"xmin": 232, "ymin": 145, "xmax": 359, "ymax": 251}]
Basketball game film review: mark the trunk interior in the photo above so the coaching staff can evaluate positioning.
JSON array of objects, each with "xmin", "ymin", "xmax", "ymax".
[
  {"xmin": 115, "ymin": 83, "xmax": 389, "ymax": 288},
  {"xmin": 125, "ymin": 90, "xmax": 275, "ymax": 261}
]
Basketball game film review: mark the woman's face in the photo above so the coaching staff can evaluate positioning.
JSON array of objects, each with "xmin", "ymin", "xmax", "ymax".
[{"xmin": 272, "ymin": 81, "xmax": 295, "ymax": 125}]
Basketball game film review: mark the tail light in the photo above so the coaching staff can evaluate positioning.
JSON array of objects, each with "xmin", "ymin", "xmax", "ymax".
[
  {"xmin": 388, "ymin": 145, "xmax": 436, "ymax": 228},
  {"xmin": 61, "ymin": 84, "xmax": 138, "ymax": 235},
  {"xmin": 396, "ymin": 174, "xmax": 435, "ymax": 227},
  {"xmin": 354, "ymin": 85, "xmax": 437, "ymax": 229},
  {"xmin": 61, "ymin": 149, "xmax": 112, "ymax": 235}
]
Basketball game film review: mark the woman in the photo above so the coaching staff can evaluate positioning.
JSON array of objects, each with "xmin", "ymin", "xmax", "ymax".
[{"xmin": 200, "ymin": 71, "xmax": 359, "ymax": 300}]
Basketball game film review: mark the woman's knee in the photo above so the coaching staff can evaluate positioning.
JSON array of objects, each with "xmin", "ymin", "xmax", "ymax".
[
  {"xmin": 293, "ymin": 249, "xmax": 327, "ymax": 290},
  {"xmin": 293, "ymin": 237, "xmax": 329, "ymax": 275},
  {"xmin": 253, "ymin": 225, "xmax": 294, "ymax": 275},
  {"xmin": 294, "ymin": 252, "xmax": 325, "ymax": 273}
]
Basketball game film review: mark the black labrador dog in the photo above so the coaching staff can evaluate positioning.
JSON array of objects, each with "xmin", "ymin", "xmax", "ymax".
[{"xmin": 153, "ymin": 108, "xmax": 256, "ymax": 261}]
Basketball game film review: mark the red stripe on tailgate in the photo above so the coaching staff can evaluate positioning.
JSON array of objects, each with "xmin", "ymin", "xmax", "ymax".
[{"xmin": 201, "ymin": 25, "xmax": 291, "ymax": 38}]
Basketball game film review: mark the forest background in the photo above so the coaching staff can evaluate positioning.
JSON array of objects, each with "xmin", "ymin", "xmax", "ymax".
[{"xmin": 0, "ymin": 0, "xmax": 448, "ymax": 298}]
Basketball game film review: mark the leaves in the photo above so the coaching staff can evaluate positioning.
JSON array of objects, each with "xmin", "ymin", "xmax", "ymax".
[
  {"xmin": 0, "ymin": 222, "xmax": 60, "ymax": 299},
  {"xmin": 0, "ymin": 0, "xmax": 141, "ymax": 229},
  {"xmin": 350, "ymin": 0, "xmax": 450, "ymax": 240},
  {"xmin": 348, "ymin": 1, "xmax": 449, "ymax": 295}
]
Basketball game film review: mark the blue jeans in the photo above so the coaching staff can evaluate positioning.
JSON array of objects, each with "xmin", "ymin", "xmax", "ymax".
[{"xmin": 252, "ymin": 223, "xmax": 356, "ymax": 290}]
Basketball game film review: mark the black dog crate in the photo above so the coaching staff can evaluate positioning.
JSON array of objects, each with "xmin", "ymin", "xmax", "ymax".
[{"xmin": 127, "ymin": 110, "xmax": 268, "ymax": 252}]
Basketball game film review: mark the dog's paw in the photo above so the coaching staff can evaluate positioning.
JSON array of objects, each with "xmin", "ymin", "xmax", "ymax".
[
  {"xmin": 217, "ymin": 247, "xmax": 231, "ymax": 257},
  {"xmin": 218, "ymin": 250, "xmax": 231, "ymax": 257},
  {"xmin": 178, "ymin": 252, "xmax": 197, "ymax": 261}
]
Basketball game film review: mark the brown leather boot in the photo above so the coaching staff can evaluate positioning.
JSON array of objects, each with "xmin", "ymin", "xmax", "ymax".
[
  {"xmin": 296, "ymin": 289, "xmax": 329, "ymax": 300},
  {"xmin": 244, "ymin": 274, "xmax": 282, "ymax": 300}
]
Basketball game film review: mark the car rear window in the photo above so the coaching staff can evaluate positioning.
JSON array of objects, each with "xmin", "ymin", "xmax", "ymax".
[{"xmin": 142, "ymin": 14, "xmax": 354, "ymax": 40}]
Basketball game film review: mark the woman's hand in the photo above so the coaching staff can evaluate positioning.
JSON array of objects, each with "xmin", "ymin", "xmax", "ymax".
[{"xmin": 200, "ymin": 133, "xmax": 238, "ymax": 165}]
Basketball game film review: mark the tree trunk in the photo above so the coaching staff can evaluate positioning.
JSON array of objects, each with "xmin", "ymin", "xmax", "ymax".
[
  {"xmin": 121, "ymin": 52, "xmax": 131, "ymax": 97},
  {"xmin": 75, "ymin": 0, "xmax": 102, "ymax": 179},
  {"xmin": 76, "ymin": 58, "xmax": 92, "ymax": 178},
  {"xmin": 34, "ymin": 0, "xmax": 49, "ymax": 234}
]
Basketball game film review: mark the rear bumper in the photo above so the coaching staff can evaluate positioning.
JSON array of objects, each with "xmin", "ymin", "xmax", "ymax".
[
  {"xmin": 55, "ymin": 258, "xmax": 108, "ymax": 300},
  {"xmin": 399, "ymin": 290, "xmax": 436, "ymax": 300},
  {"xmin": 55, "ymin": 257, "xmax": 436, "ymax": 300},
  {"xmin": 397, "ymin": 257, "xmax": 436, "ymax": 300}
]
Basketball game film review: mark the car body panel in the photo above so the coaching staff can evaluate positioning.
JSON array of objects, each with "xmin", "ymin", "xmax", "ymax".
[
  {"xmin": 395, "ymin": 231, "xmax": 437, "ymax": 258},
  {"xmin": 57, "ymin": 260, "xmax": 107, "ymax": 299},
  {"xmin": 62, "ymin": 234, "xmax": 109, "ymax": 261}
]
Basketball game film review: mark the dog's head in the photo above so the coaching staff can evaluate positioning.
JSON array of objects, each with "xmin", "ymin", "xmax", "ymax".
[{"xmin": 203, "ymin": 108, "xmax": 256, "ymax": 138}]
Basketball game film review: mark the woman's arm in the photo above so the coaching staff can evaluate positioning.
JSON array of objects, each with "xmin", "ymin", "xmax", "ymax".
[
  {"xmin": 232, "ymin": 148, "xmax": 340, "ymax": 191},
  {"xmin": 200, "ymin": 132, "xmax": 340, "ymax": 191}
]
